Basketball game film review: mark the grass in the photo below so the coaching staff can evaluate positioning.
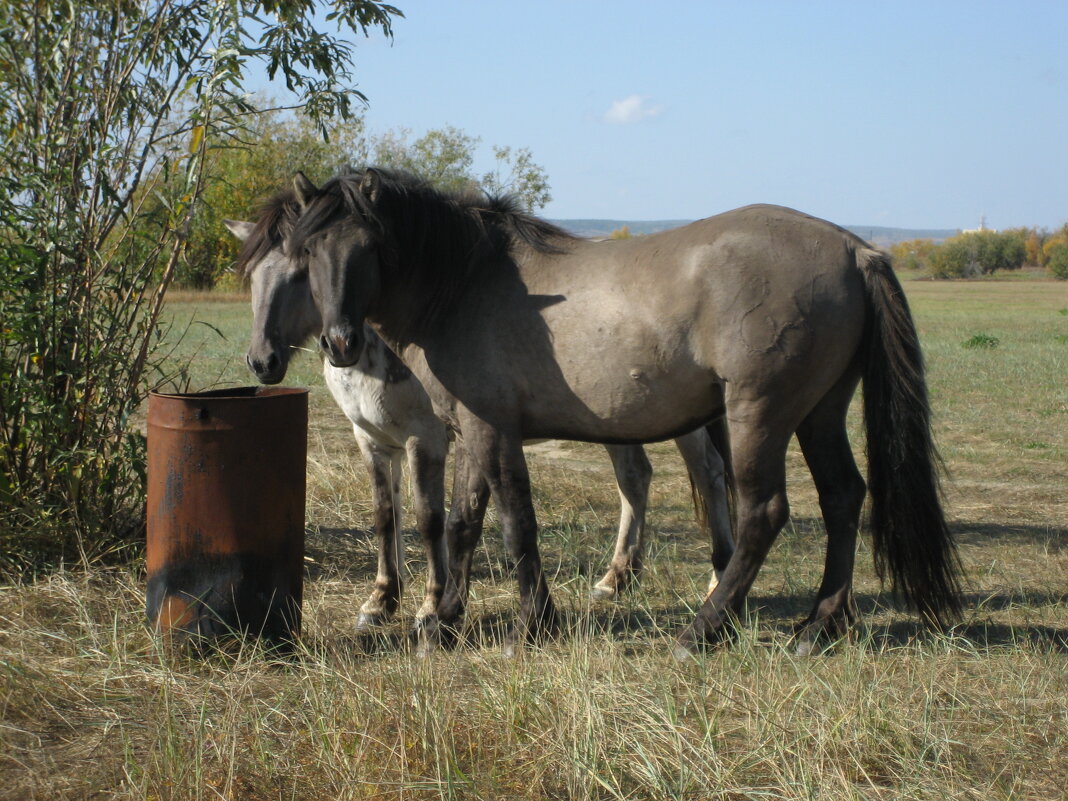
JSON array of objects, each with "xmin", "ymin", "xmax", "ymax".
[
  {"xmin": 1, "ymin": 275, "xmax": 1067, "ymax": 800},
  {"xmin": 961, "ymin": 333, "xmax": 1000, "ymax": 350}
]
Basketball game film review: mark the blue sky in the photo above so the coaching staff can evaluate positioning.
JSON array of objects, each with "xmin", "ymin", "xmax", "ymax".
[{"xmin": 259, "ymin": 1, "xmax": 1067, "ymax": 230}]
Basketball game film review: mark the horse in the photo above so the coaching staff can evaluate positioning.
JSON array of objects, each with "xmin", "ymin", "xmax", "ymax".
[
  {"xmin": 226, "ymin": 191, "xmax": 736, "ymax": 641},
  {"xmin": 289, "ymin": 167, "xmax": 963, "ymax": 657}
]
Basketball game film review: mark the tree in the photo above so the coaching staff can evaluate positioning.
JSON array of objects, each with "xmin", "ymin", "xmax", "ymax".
[
  {"xmin": 373, "ymin": 126, "xmax": 479, "ymax": 195},
  {"xmin": 929, "ymin": 230, "xmax": 1027, "ymax": 278},
  {"xmin": 1044, "ymin": 225, "xmax": 1068, "ymax": 279},
  {"xmin": 167, "ymin": 120, "xmax": 553, "ymax": 289},
  {"xmin": 1047, "ymin": 243, "xmax": 1068, "ymax": 280},
  {"xmin": 481, "ymin": 146, "xmax": 553, "ymax": 212},
  {"xmin": 0, "ymin": 0, "xmax": 400, "ymax": 569},
  {"xmin": 156, "ymin": 110, "xmax": 367, "ymax": 288},
  {"xmin": 996, "ymin": 228, "xmax": 1029, "ymax": 272},
  {"xmin": 889, "ymin": 239, "xmax": 937, "ymax": 272},
  {"xmin": 372, "ymin": 127, "xmax": 552, "ymax": 212},
  {"xmin": 929, "ymin": 238, "xmax": 971, "ymax": 278}
]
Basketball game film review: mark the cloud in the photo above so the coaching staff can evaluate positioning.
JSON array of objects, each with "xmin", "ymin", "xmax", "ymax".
[{"xmin": 603, "ymin": 95, "xmax": 664, "ymax": 125}]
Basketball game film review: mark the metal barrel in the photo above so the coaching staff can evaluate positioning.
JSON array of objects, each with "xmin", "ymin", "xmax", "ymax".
[{"xmin": 146, "ymin": 386, "xmax": 308, "ymax": 648}]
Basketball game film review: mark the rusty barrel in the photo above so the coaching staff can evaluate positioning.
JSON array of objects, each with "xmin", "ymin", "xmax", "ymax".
[{"xmin": 146, "ymin": 386, "xmax": 308, "ymax": 647}]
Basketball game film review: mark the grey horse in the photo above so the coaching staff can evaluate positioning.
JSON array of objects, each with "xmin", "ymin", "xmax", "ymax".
[
  {"xmin": 290, "ymin": 168, "xmax": 962, "ymax": 656},
  {"xmin": 228, "ymin": 190, "xmax": 735, "ymax": 643}
]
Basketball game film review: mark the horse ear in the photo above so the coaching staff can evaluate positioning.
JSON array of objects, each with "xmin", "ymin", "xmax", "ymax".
[
  {"xmin": 223, "ymin": 219, "xmax": 255, "ymax": 242},
  {"xmin": 292, "ymin": 172, "xmax": 318, "ymax": 208},
  {"xmin": 359, "ymin": 169, "xmax": 381, "ymax": 202}
]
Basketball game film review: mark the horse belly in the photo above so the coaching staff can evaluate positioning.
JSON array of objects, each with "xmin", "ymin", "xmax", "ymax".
[
  {"xmin": 519, "ymin": 321, "xmax": 723, "ymax": 442},
  {"xmin": 564, "ymin": 370, "xmax": 723, "ymax": 442}
]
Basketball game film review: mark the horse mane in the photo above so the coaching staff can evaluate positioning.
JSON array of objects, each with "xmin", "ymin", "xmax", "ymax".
[
  {"xmin": 471, "ymin": 191, "xmax": 576, "ymax": 256},
  {"xmin": 235, "ymin": 188, "xmax": 303, "ymax": 275},
  {"xmin": 288, "ymin": 168, "xmax": 576, "ymax": 325}
]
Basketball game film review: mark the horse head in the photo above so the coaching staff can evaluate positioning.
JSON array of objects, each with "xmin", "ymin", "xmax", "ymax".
[
  {"xmin": 225, "ymin": 202, "xmax": 319, "ymax": 384},
  {"xmin": 290, "ymin": 170, "xmax": 383, "ymax": 368}
]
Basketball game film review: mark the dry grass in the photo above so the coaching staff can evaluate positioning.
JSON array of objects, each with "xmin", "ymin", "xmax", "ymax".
[{"xmin": 1, "ymin": 277, "xmax": 1066, "ymax": 800}]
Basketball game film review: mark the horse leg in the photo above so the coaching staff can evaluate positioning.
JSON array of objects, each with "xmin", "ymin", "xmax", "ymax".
[
  {"xmin": 591, "ymin": 444, "xmax": 652, "ymax": 600},
  {"xmin": 793, "ymin": 380, "xmax": 866, "ymax": 653},
  {"xmin": 673, "ymin": 426, "xmax": 735, "ymax": 597},
  {"xmin": 404, "ymin": 429, "xmax": 448, "ymax": 636},
  {"xmin": 464, "ymin": 422, "xmax": 556, "ymax": 656},
  {"xmin": 433, "ymin": 443, "xmax": 491, "ymax": 637},
  {"xmin": 353, "ymin": 428, "xmax": 405, "ymax": 631},
  {"xmin": 674, "ymin": 407, "xmax": 791, "ymax": 656}
]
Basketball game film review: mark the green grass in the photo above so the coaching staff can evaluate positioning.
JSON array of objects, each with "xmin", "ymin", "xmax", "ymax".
[{"xmin": 1, "ymin": 276, "xmax": 1067, "ymax": 800}]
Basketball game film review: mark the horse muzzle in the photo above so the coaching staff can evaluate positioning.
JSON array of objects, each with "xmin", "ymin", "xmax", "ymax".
[
  {"xmin": 246, "ymin": 350, "xmax": 286, "ymax": 385},
  {"xmin": 319, "ymin": 325, "xmax": 362, "ymax": 368}
]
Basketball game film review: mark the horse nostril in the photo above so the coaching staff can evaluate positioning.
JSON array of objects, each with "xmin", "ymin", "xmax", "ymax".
[
  {"xmin": 265, "ymin": 352, "xmax": 279, "ymax": 372},
  {"xmin": 319, "ymin": 334, "xmax": 331, "ymax": 355}
]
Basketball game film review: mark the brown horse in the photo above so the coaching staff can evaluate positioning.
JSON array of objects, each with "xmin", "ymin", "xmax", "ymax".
[{"xmin": 290, "ymin": 168, "xmax": 962, "ymax": 656}]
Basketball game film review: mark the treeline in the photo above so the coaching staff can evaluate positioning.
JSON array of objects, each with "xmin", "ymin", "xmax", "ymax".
[
  {"xmin": 141, "ymin": 111, "xmax": 551, "ymax": 289},
  {"xmin": 890, "ymin": 226, "xmax": 1068, "ymax": 279}
]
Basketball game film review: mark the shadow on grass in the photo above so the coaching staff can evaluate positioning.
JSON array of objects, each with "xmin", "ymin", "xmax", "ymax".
[
  {"xmin": 304, "ymin": 526, "xmax": 379, "ymax": 580},
  {"xmin": 747, "ymin": 591, "xmax": 1068, "ymax": 653},
  {"xmin": 300, "ymin": 518, "xmax": 1068, "ymax": 658},
  {"xmin": 952, "ymin": 520, "xmax": 1068, "ymax": 548},
  {"xmin": 298, "ymin": 607, "xmax": 1068, "ymax": 663}
]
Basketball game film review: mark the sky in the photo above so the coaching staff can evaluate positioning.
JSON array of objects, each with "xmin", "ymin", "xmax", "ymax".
[{"xmin": 255, "ymin": 1, "xmax": 1067, "ymax": 230}]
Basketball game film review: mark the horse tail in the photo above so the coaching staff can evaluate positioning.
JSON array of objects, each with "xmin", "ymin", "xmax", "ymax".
[{"xmin": 858, "ymin": 248, "xmax": 963, "ymax": 626}]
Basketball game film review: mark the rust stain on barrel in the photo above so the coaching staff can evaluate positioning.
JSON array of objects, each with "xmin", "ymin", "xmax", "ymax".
[{"xmin": 146, "ymin": 386, "xmax": 308, "ymax": 646}]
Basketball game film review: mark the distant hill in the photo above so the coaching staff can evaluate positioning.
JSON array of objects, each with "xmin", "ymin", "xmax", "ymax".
[
  {"xmin": 843, "ymin": 225, "xmax": 958, "ymax": 248},
  {"xmin": 553, "ymin": 219, "xmax": 957, "ymax": 248},
  {"xmin": 551, "ymin": 219, "xmax": 693, "ymax": 239}
]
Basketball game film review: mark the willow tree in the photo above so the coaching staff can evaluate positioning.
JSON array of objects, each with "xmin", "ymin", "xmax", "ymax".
[{"xmin": 0, "ymin": 0, "xmax": 400, "ymax": 569}]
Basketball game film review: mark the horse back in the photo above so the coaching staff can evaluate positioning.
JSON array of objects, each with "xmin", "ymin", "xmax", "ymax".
[{"xmin": 415, "ymin": 205, "xmax": 871, "ymax": 442}]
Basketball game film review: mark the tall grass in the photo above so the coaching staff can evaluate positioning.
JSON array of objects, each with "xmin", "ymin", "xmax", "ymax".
[
  {"xmin": 1, "ymin": 277, "xmax": 1066, "ymax": 799},
  {"xmin": 2, "ymin": 569, "xmax": 1066, "ymax": 801}
]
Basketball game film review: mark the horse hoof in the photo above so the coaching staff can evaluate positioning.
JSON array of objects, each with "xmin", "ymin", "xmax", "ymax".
[
  {"xmin": 355, "ymin": 611, "xmax": 389, "ymax": 632},
  {"xmin": 501, "ymin": 626, "xmax": 530, "ymax": 658},
  {"xmin": 589, "ymin": 585, "xmax": 617, "ymax": 602},
  {"xmin": 413, "ymin": 636, "xmax": 435, "ymax": 659},
  {"xmin": 671, "ymin": 641, "xmax": 699, "ymax": 662},
  {"xmin": 792, "ymin": 611, "xmax": 853, "ymax": 655}
]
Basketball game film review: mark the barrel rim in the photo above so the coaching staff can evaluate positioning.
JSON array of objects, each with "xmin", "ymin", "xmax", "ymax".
[{"xmin": 149, "ymin": 386, "xmax": 308, "ymax": 401}]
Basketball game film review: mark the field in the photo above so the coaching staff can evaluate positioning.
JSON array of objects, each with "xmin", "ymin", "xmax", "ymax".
[{"xmin": 2, "ymin": 277, "xmax": 1067, "ymax": 800}]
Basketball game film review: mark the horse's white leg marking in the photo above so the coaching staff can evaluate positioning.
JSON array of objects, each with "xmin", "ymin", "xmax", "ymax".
[
  {"xmin": 592, "ymin": 444, "xmax": 652, "ymax": 600},
  {"xmin": 353, "ymin": 426, "xmax": 405, "ymax": 629},
  {"xmin": 405, "ymin": 431, "xmax": 448, "ymax": 624}
]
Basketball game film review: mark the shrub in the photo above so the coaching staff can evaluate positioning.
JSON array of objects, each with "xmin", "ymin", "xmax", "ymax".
[
  {"xmin": 930, "ymin": 238, "xmax": 973, "ymax": 278},
  {"xmin": 890, "ymin": 239, "xmax": 936, "ymax": 272},
  {"xmin": 0, "ymin": 0, "xmax": 399, "ymax": 571},
  {"xmin": 930, "ymin": 230, "xmax": 1028, "ymax": 278},
  {"xmin": 1046, "ymin": 243, "xmax": 1068, "ymax": 280}
]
